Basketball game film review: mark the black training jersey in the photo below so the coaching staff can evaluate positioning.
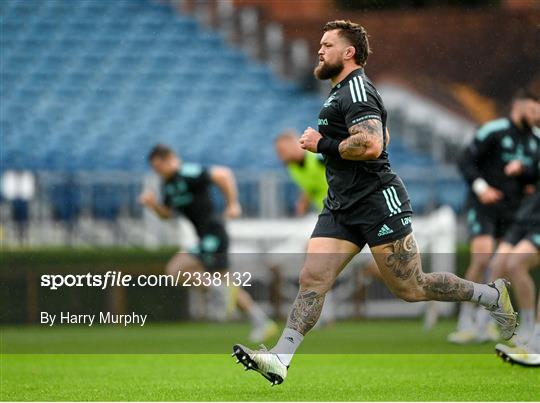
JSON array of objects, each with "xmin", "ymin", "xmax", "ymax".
[
  {"xmin": 515, "ymin": 146, "xmax": 540, "ymax": 227},
  {"xmin": 317, "ymin": 68, "xmax": 395, "ymax": 211},
  {"xmin": 459, "ymin": 118, "xmax": 540, "ymax": 209},
  {"xmin": 161, "ymin": 164, "xmax": 223, "ymax": 237},
  {"xmin": 515, "ymin": 190, "xmax": 540, "ymax": 227}
]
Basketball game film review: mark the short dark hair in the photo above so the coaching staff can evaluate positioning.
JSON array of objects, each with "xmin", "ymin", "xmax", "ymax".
[
  {"xmin": 147, "ymin": 144, "xmax": 174, "ymax": 161},
  {"xmin": 513, "ymin": 87, "xmax": 540, "ymax": 103},
  {"xmin": 323, "ymin": 20, "xmax": 371, "ymax": 66}
]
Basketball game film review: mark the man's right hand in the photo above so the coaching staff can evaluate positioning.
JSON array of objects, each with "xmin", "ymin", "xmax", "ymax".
[
  {"xmin": 478, "ymin": 186, "xmax": 503, "ymax": 205},
  {"xmin": 224, "ymin": 202, "xmax": 242, "ymax": 219},
  {"xmin": 138, "ymin": 190, "xmax": 157, "ymax": 209}
]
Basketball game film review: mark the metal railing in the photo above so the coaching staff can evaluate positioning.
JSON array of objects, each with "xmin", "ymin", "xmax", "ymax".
[{"xmin": 0, "ymin": 165, "xmax": 464, "ymax": 247}]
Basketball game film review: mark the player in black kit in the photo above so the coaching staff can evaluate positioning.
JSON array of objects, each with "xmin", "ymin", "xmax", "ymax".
[
  {"xmin": 449, "ymin": 90, "xmax": 540, "ymax": 344},
  {"xmin": 139, "ymin": 144, "xmax": 277, "ymax": 343},
  {"xmin": 232, "ymin": 20, "xmax": 518, "ymax": 385},
  {"xmin": 493, "ymin": 182, "xmax": 540, "ymax": 344},
  {"xmin": 495, "ymin": 181, "xmax": 540, "ymax": 366},
  {"xmin": 477, "ymin": 113, "xmax": 540, "ymax": 358}
]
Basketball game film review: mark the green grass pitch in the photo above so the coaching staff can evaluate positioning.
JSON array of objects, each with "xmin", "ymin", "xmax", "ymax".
[{"xmin": 1, "ymin": 320, "xmax": 538, "ymax": 401}]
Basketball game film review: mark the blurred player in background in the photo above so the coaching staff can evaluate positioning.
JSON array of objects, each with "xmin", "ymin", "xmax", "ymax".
[
  {"xmin": 476, "ymin": 93, "xmax": 540, "ymax": 347},
  {"xmin": 450, "ymin": 90, "xmax": 540, "ymax": 344},
  {"xmin": 495, "ymin": 172, "xmax": 540, "ymax": 366},
  {"xmin": 232, "ymin": 20, "xmax": 517, "ymax": 386},
  {"xmin": 139, "ymin": 144, "xmax": 277, "ymax": 343},
  {"xmin": 274, "ymin": 130, "xmax": 328, "ymax": 216}
]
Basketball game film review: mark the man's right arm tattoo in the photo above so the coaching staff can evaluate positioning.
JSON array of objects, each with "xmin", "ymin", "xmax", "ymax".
[
  {"xmin": 286, "ymin": 289, "xmax": 325, "ymax": 335},
  {"xmin": 338, "ymin": 118, "xmax": 383, "ymax": 160}
]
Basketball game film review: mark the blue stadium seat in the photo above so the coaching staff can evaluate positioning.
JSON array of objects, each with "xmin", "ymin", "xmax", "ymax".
[{"xmin": 1, "ymin": 0, "xmax": 464, "ymax": 215}]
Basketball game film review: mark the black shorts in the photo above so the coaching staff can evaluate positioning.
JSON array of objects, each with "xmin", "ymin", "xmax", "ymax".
[
  {"xmin": 311, "ymin": 177, "xmax": 413, "ymax": 248},
  {"xmin": 466, "ymin": 197, "xmax": 515, "ymax": 240},
  {"xmin": 189, "ymin": 225, "xmax": 229, "ymax": 272},
  {"xmin": 503, "ymin": 223, "xmax": 540, "ymax": 252}
]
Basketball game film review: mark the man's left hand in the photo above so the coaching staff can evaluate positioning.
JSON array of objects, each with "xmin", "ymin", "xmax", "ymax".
[{"xmin": 299, "ymin": 127, "xmax": 322, "ymax": 153}]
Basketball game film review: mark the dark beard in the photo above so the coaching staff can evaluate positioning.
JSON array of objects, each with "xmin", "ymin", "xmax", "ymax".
[{"xmin": 314, "ymin": 60, "xmax": 344, "ymax": 80}]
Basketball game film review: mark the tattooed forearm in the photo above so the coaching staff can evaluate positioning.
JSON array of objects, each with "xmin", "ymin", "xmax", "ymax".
[
  {"xmin": 286, "ymin": 289, "xmax": 325, "ymax": 335},
  {"xmin": 338, "ymin": 118, "xmax": 383, "ymax": 160}
]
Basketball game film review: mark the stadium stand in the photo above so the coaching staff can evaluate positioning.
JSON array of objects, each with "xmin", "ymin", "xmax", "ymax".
[
  {"xmin": 1, "ymin": 0, "xmax": 465, "ymax": 223},
  {"xmin": 2, "ymin": 0, "xmax": 319, "ymax": 171}
]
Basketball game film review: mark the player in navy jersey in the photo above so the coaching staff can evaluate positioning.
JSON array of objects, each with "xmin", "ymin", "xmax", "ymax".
[
  {"xmin": 480, "ymin": 130, "xmax": 540, "ymax": 365},
  {"xmin": 495, "ymin": 183, "xmax": 540, "ymax": 367},
  {"xmin": 449, "ymin": 91, "xmax": 540, "ymax": 344},
  {"xmin": 139, "ymin": 144, "xmax": 277, "ymax": 343},
  {"xmin": 232, "ymin": 20, "xmax": 518, "ymax": 385}
]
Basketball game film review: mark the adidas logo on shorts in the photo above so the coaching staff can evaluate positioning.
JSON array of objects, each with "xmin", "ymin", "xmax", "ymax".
[{"xmin": 377, "ymin": 224, "xmax": 394, "ymax": 237}]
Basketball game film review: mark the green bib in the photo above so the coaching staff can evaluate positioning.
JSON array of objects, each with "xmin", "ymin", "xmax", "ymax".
[{"xmin": 287, "ymin": 153, "xmax": 328, "ymax": 211}]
